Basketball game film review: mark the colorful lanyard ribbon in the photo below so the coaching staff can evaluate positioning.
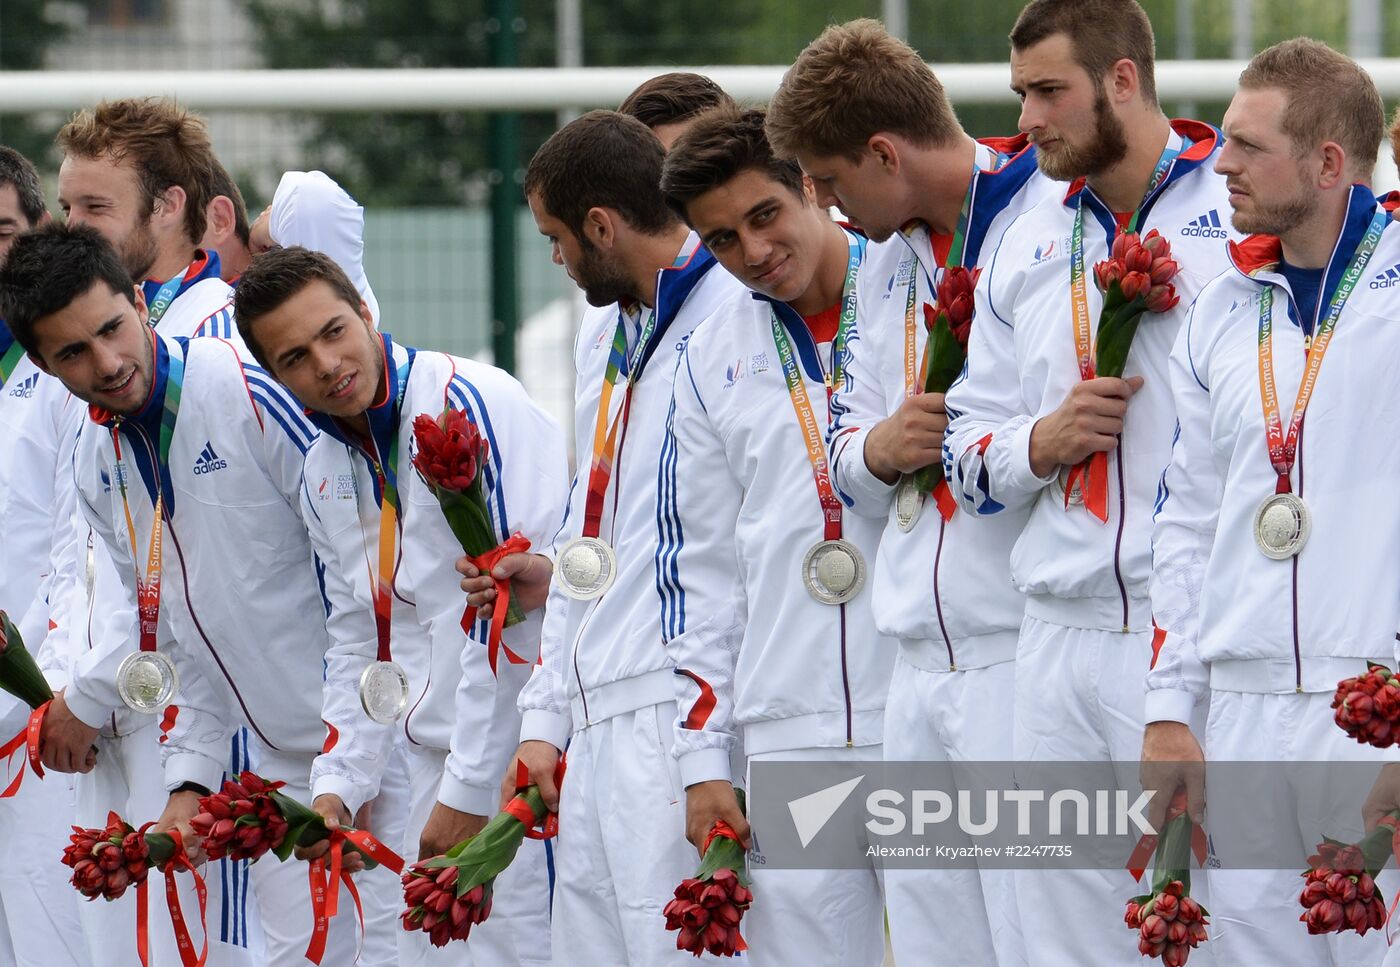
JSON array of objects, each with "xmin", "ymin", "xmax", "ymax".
[
  {"xmin": 0, "ymin": 339, "xmax": 25, "ymax": 391},
  {"xmin": 366, "ymin": 353, "xmax": 416, "ymax": 665},
  {"xmin": 1068, "ymin": 138, "xmax": 1183, "ymax": 380},
  {"xmin": 828, "ymin": 232, "xmax": 864, "ymax": 393},
  {"xmin": 111, "ymin": 350, "xmax": 185, "ymax": 654},
  {"xmin": 144, "ymin": 256, "xmax": 207, "ymax": 329},
  {"xmin": 1256, "ymin": 208, "xmax": 1386, "ymax": 495},
  {"xmin": 580, "ymin": 304, "xmax": 659, "ymax": 539},
  {"xmin": 769, "ymin": 312, "xmax": 842, "ymax": 542},
  {"xmin": 900, "ymin": 154, "xmax": 1005, "ymax": 397}
]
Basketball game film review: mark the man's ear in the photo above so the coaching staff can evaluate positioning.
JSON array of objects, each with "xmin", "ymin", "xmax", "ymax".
[
  {"xmin": 867, "ymin": 135, "xmax": 900, "ymax": 176},
  {"xmin": 583, "ymin": 206, "xmax": 617, "ymax": 250},
  {"xmin": 153, "ymin": 185, "xmax": 187, "ymax": 233},
  {"xmin": 132, "ymin": 283, "xmax": 150, "ymax": 328},
  {"xmin": 203, "ymin": 195, "xmax": 236, "ymax": 248}
]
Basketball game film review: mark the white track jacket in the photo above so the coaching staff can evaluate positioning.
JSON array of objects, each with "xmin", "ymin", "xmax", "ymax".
[
  {"xmin": 68, "ymin": 334, "xmax": 326, "ymax": 791},
  {"xmin": 944, "ymin": 121, "xmax": 1236, "ymax": 633},
  {"xmin": 829, "ymin": 138, "xmax": 1057, "ymax": 671},
  {"xmin": 305, "ymin": 335, "xmax": 567, "ymax": 816},
  {"xmin": 1148, "ymin": 186, "xmax": 1400, "ymax": 721},
  {"xmin": 517, "ymin": 235, "xmax": 749, "ymax": 751}
]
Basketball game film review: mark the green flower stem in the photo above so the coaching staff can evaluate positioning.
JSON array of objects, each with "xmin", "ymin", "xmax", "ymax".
[
  {"xmin": 908, "ymin": 316, "xmax": 967, "ymax": 494},
  {"xmin": 437, "ymin": 488, "xmax": 526, "ymax": 629},
  {"xmin": 426, "ymin": 785, "xmax": 546, "ymax": 897},
  {"xmin": 0, "ymin": 611, "xmax": 55, "ymax": 710}
]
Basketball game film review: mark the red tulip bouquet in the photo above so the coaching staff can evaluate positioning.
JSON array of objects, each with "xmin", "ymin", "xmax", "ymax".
[
  {"xmin": 411, "ymin": 408, "xmax": 530, "ymax": 674},
  {"xmin": 663, "ymin": 790, "xmax": 753, "ymax": 958},
  {"xmin": 1124, "ymin": 790, "xmax": 1210, "ymax": 965},
  {"xmin": 1064, "ymin": 230, "xmax": 1180, "ymax": 521},
  {"xmin": 1332, "ymin": 662, "xmax": 1400, "ymax": 749},
  {"xmin": 62, "ymin": 811, "xmax": 206, "ymax": 966},
  {"xmin": 909, "ymin": 266, "xmax": 979, "ymax": 521},
  {"xmin": 1298, "ymin": 813, "xmax": 1396, "ymax": 938},
  {"xmin": 401, "ymin": 759, "xmax": 561, "ymax": 946}
]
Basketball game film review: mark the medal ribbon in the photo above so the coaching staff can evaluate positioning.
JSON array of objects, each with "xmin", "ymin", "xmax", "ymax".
[
  {"xmin": 366, "ymin": 353, "xmax": 415, "ymax": 665},
  {"xmin": 1256, "ymin": 208, "xmax": 1387, "ymax": 495},
  {"xmin": 901, "ymin": 166, "xmax": 979, "ymax": 399},
  {"xmin": 828, "ymin": 233, "xmax": 863, "ymax": 393},
  {"xmin": 144, "ymin": 255, "xmax": 210, "ymax": 330},
  {"xmin": 1063, "ymin": 139, "xmax": 1183, "ymax": 520},
  {"xmin": 580, "ymin": 305, "xmax": 658, "ymax": 539},
  {"xmin": 769, "ymin": 312, "xmax": 842, "ymax": 542},
  {"xmin": 112, "ymin": 351, "xmax": 185, "ymax": 655},
  {"xmin": 0, "ymin": 340, "xmax": 25, "ymax": 391}
]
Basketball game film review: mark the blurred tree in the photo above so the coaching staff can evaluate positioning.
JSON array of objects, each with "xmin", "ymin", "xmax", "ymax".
[{"xmin": 0, "ymin": 0, "xmax": 74, "ymax": 168}]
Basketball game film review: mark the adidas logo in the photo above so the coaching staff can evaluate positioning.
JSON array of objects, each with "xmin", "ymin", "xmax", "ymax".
[
  {"xmin": 1369, "ymin": 265, "xmax": 1400, "ymax": 289},
  {"xmin": 192, "ymin": 441, "xmax": 228, "ymax": 475},
  {"xmin": 7, "ymin": 373, "xmax": 38, "ymax": 399},
  {"xmin": 1181, "ymin": 209, "xmax": 1228, "ymax": 238}
]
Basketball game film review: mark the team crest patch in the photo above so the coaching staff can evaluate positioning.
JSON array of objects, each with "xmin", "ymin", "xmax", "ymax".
[
  {"xmin": 335, "ymin": 473, "xmax": 357, "ymax": 500},
  {"xmin": 724, "ymin": 357, "xmax": 747, "ymax": 388},
  {"xmin": 750, "ymin": 351, "xmax": 770, "ymax": 375}
]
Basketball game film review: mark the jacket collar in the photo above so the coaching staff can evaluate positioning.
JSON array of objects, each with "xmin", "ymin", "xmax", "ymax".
[
  {"xmin": 140, "ymin": 249, "xmax": 222, "ymax": 309},
  {"xmin": 623, "ymin": 232, "xmax": 716, "ymax": 377},
  {"xmin": 899, "ymin": 134, "xmax": 1042, "ymax": 280},
  {"xmin": 1063, "ymin": 119, "xmax": 1222, "ymax": 240},
  {"xmin": 749, "ymin": 226, "xmax": 866, "ymax": 384}
]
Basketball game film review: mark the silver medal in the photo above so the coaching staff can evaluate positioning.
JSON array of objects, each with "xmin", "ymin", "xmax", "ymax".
[
  {"xmin": 359, "ymin": 660, "xmax": 410, "ymax": 724},
  {"xmin": 1058, "ymin": 466, "xmax": 1084, "ymax": 506},
  {"xmin": 116, "ymin": 650, "xmax": 179, "ymax": 713},
  {"xmin": 802, "ymin": 539, "xmax": 866, "ymax": 605},
  {"xmin": 557, "ymin": 536, "xmax": 618, "ymax": 601},
  {"xmin": 894, "ymin": 477, "xmax": 924, "ymax": 532},
  {"xmin": 1253, "ymin": 492, "xmax": 1311, "ymax": 560}
]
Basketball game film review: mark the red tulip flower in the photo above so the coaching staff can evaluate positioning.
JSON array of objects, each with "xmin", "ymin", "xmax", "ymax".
[{"xmin": 1333, "ymin": 662, "xmax": 1400, "ymax": 748}]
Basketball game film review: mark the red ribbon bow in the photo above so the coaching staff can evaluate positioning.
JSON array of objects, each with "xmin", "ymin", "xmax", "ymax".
[
  {"xmin": 1126, "ymin": 788, "xmax": 1208, "ymax": 882},
  {"xmin": 137, "ymin": 827, "xmax": 208, "ymax": 967},
  {"xmin": 460, "ymin": 533, "xmax": 533, "ymax": 677},
  {"xmin": 1062, "ymin": 452, "xmax": 1110, "ymax": 523},
  {"xmin": 304, "ymin": 827, "xmax": 404, "ymax": 964},
  {"xmin": 0, "ymin": 701, "xmax": 51, "ymax": 800},
  {"xmin": 504, "ymin": 756, "xmax": 566, "ymax": 840}
]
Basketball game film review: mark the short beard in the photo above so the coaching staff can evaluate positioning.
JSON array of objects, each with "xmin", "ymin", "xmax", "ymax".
[
  {"xmin": 1036, "ymin": 90, "xmax": 1130, "ymax": 182},
  {"xmin": 118, "ymin": 214, "xmax": 160, "ymax": 280},
  {"xmin": 575, "ymin": 237, "xmax": 634, "ymax": 308},
  {"xmin": 1230, "ymin": 189, "xmax": 1316, "ymax": 238}
]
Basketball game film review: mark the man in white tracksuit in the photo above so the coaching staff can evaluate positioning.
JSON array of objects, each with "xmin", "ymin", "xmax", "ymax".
[
  {"xmin": 766, "ymin": 21, "xmax": 1058, "ymax": 967},
  {"xmin": 2, "ymin": 223, "xmax": 398, "ymax": 965},
  {"xmin": 233, "ymin": 246, "xmax": 566, "ymax": 967},
  {"xmin": 942, "ymin": 1, "xmax": 1235, "ymax": 961},
  {"xmin": 1144, "ymin": 40, "xmax": 1399, "ymax": 967},
  {"xmin": 0, "ymin": 145, "xmax": 92, "ymax": 967},
  {"xmin": 488, "ymin": 111, "xmax": 747, "ymax": 965},
  {"xmin": 57, "ymin": 99, "xmax": 238, "ymax": 343},
  {"xmin": 655, "ymin": 106, "xmax": 894, "ymax": 966}
]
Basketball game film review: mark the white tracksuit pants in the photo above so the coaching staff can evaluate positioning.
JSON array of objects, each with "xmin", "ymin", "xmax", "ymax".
[
  {"xmin": 398, "ymin": 743, "xmax": 552, "ymax": 967},
  {"xmin": 550, "ymin": 700, "xmax": 705, "ymax": 967},
  {"xmin": 250, "ymin": 741, "xmax": 405, "ymax": 966},
  {"xmin": 0, "ymin": 694, "xmax": 91, "ymax": 967},
  {"xmin": 744, "ymin": 743, "xmax": 886, "ymax": 967},
  {"xmin": 354, "ymin": 735, "xmax": 412, "ymax": 967},
  {"xmin": 1011, "ymin": 615, "xmax": 1213, "ymax": 967},
  {"xmin": 883, "ymin": 653, "xmax": 1026, "ymax": 967},
  {"xmin": 1204, "ymin": 688, "xmax": 1396, "ymax": 967},
  {"xmin": 75, "ymin": 721, "xmax": 263, "ymax": 966}
]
